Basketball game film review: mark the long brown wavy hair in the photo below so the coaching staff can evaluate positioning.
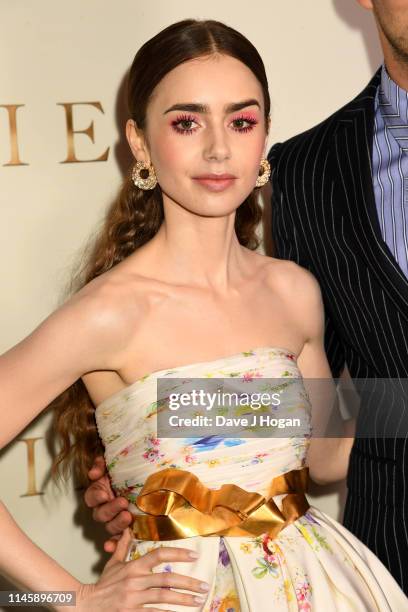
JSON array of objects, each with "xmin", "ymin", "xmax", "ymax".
[{"xmin": 49, "ymin": 18, "xmax": 271, "ymax": 487}]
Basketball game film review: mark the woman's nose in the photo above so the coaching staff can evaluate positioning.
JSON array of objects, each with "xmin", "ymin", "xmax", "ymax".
[{"xmin": 202, "ymin": 125, "xmax": 231, "ymax": 162}]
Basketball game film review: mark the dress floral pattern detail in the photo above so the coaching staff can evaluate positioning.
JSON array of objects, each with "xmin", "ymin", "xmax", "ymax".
[
  {"xmin": 95, "ymin": 347, "xmax": 408, "ymax": 611},
  {"xmin": 208, "ymin": 538, "xmax": 241, "ymax": 612}
]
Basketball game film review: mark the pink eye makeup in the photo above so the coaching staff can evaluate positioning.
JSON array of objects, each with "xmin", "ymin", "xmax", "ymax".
[
  {"xmin": 171, "ymin": 114, "xmax": 200, "ymax": 135},
  {"xmin": 230, "ymin": 113, "xmax": 259, "ymax": 132},
  {"xmin": 170, "ymin": 112, "xmax": 259, "ymax": 135}
]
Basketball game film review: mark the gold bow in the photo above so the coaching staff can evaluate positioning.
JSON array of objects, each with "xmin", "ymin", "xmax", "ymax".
[{"xmin": 131, "ymin": 466, "xmax": 309, "ymax": 540}]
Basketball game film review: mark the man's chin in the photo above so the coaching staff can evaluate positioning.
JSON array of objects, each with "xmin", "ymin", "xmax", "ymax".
[
  {"xmin": 381, "ymin": 25, "xmax": 408, "ymax": 64},
  {"xmin": 391, "ymin": 37, "xmax": 408, "ymax": 64}
]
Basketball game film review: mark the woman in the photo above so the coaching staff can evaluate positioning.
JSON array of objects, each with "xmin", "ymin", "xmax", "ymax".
[{"xmin": 1, "ymin": 18, "xmax": 407, "ymax": 611}]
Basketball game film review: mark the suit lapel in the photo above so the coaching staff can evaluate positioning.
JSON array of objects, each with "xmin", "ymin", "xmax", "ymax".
[{"xmin": 332, "ymin": 69, "xmax": 408, "ymax": 318}]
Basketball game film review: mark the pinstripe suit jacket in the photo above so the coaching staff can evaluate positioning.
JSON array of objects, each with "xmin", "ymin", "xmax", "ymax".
[{"xmin": 268, "ymin": 68, "xmax": 408, "ymax": 591}]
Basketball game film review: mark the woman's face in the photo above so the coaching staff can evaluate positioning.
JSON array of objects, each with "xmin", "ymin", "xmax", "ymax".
[{"xmin": 132, "ymin": 53, "xmax": 268, "ymax": 216}]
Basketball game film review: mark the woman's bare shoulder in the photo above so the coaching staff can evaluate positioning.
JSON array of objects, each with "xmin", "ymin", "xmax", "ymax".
[
  {"xmin": 260, "ymin": 256, "xmax": 321, "ymax": 294},
  {"xmin": 260, "ymin": 256, "xmax": 324, "ymax": 334},
  {"xmin": 0, "ymin": 265, "xmax": 157, "ymax": 447},
  {"xmin": 73, "ymin": 264, "xmax": 161, "ymax": 338}
]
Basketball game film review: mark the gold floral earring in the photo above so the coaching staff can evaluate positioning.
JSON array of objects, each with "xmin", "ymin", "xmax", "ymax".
[
  {"xmin": 132, "ymin": 160, "xmax": 157, "ymax": 190},
  {"xmin": 255, "ymin": 158, "xmax": 271, "ymax": 188}
]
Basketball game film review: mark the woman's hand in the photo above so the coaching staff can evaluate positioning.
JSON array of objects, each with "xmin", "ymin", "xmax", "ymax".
[{"xmin": 76, "ymin": 528, "xmax": 210, "ymax": 611}]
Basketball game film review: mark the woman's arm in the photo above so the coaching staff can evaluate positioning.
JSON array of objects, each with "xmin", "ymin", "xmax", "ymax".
[
  {"xmin": 0, "ymin": 281, "xmax": 120, "ymax": 597},
  {"xmin": 0, "ymin": 279, "xmax": 128, "ymax": 449},
  {"xmin": 289, "ymin": 264, "xmax": 355, "ymax": 485},
  {"xmin": 0, "ymin": 500, "xmax": 81, "ymax": 607},
  {"xmin": 0, "ymin": 280, "xmax": 209, "ymax": 608},
  {"xmin": 0, "ymin": 499, "xmax": 206, "ymax": 611}
]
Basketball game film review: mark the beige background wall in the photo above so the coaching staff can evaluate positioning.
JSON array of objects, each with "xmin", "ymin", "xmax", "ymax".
[{"xmin": 0, "ymin": 0, "xmax": 381, "ymax": 602}]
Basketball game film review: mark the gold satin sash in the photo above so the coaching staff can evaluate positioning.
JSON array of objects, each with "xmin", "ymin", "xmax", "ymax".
[{"xmin": 131, "ymin": 466, "xmax": 310, "ymax": 541}]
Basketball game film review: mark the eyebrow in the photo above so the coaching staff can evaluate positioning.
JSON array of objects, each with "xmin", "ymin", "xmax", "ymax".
[{"xmin": 163, "ymin": 98, "xmax": 260, "ymax": 115}]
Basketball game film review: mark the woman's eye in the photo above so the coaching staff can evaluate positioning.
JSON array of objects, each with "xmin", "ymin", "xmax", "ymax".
[
  {"xmin": 171, "ymin": 115, "xmax": 258, "ymax": 135},
  {"xmin": 171, "ymin": 116, "xmax": 199, "ymax": 134},
  {"xmin": 231, "ymin": 117, "xmax": 257, "ymax": 132},
  {"xmin": 180, "ymin": 120, "xmax": 195, "ymax": 130}
]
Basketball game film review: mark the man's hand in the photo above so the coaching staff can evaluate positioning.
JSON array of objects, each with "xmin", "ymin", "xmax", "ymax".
[{"xmin": 84, "ymin": 455, "xmax": 133, "ymax": 553}]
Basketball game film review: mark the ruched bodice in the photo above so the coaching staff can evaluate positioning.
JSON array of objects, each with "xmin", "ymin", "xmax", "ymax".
[
  {"xmin": 95, "ymin": 347, "xmax": 309, "ymax": 507},
  {"xmin": 94, "ymin": 347, "xmax": 407, "ymax": 611}
]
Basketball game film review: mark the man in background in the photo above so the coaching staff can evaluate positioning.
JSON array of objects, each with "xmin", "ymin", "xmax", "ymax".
[{"xmin": 269, "ymin": 0, "xmax": 408, "ymax": 591}]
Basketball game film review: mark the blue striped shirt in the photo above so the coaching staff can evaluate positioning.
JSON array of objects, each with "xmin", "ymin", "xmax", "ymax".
[{"xmin": 372, "ymin": 64, "xmax": 408, "ymax": 278}]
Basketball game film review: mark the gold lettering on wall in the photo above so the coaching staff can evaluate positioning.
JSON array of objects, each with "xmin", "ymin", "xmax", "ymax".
[
  {"xmin": 0, "ymin": 104, "xmax": 29, "ymax": 166},
  {"xmin": 58, "ymin": 101, "xmax": 110, "ymax": 163},
  {"xmin": 18, "ymin": 437, "xmax": 45, "ymax": 497}
]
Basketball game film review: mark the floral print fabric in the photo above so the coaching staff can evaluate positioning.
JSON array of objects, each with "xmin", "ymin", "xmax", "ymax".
[{"xmin": 95, "ymin": 347, "xmax": 407, "ymax": 610}]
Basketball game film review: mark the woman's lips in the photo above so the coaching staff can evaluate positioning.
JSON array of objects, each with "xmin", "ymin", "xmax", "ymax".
[{"xmin": 192, "ymin": 174, "xmax": 237, "ymax": 192}]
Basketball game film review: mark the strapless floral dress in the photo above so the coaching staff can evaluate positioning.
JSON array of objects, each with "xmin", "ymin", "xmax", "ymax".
[{"xmin": 95, "ymin": 347, "xmax": 407, "ymax": 611}]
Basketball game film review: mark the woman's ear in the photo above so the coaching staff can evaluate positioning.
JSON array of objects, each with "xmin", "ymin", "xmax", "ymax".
[{"xmin": 125, "ymin": 119, "xmax": 151, "ymax": 163}]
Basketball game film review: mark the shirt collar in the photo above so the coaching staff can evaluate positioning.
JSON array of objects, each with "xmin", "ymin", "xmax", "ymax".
[{"xmin": 378, "ymin": 63, "xmax": 408, "ymax": 123}]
